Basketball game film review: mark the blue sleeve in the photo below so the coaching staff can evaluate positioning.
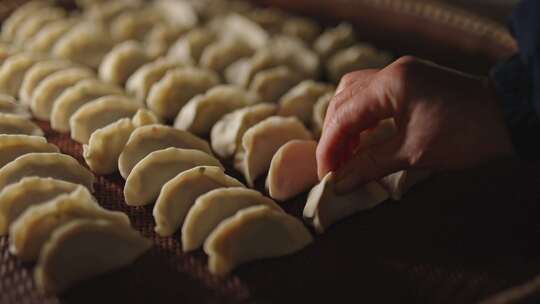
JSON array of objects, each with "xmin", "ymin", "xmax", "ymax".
[{"xmin": 491, "ymin": 0, "xmax": 540, "ymax": 160}]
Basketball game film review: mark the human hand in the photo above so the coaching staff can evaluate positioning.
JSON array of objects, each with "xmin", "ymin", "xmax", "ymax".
[{"xmin": 317, "ymin": 56, "xmax": 515, "ymax": 191}]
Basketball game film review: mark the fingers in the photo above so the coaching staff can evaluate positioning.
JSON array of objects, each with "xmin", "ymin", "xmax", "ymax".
[
  {"xmin": 317, "ymin": 88, "xmax": 396, "ymax": 178},
  {"xmin": 334, "ymin": 133, "xmax": 408, "ymax": 193}
]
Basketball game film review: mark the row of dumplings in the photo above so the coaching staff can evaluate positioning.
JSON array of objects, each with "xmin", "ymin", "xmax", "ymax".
[{"xmin": 0, "ymin": 177, "xmax": 150, "ymax": 295}]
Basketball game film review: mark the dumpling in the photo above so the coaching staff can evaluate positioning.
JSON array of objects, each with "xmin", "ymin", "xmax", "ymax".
[
  {"xmin": 277, "ymin": 80, "xmax": 334, "ymax": 125},
  {"xmin": 110, "ymin": 10, "xmax": 162, "ymax": 42},
  {"xmin": 211, "ymin": 103, "xmax": 276, "ymax": 159},
  {"xmin": 69, "ymin": 95, "xmax": 140, "ymax": 144},
  {"xmin": 0, "ymin": 53, "xmax": 41, "ymax": 97},
  {"xmin": 19, "ymin": 59, "xmax": 72, "ymax": 105},
  {"xmin": 31, "ymin": 67, "xmax": 94, "ymax": 120},
  {"xmin": 147, "ymin": 67, "xmax": 220, "ymax": 119},
  {"xmin": 0, "ymin": 94, "xmax": 30, "ymax": 117},
  {"xmin": 125, "ymin": 148, "xmax": 222, "ymax": 206},
  {"xmin": 126, "ymin": 57, "xmax": 185, "ymax": 102},
  {"xmin": 266, "ymin": 140, "xmax": 318, "ymax": 201},
  {"xmin": 174, "ymin": 85, "xmax": 258, "ymax": 136},
  {"xmin": 52, "ymin": 22, "xmax": 114, "ymax": 68},
  {"xmin": 144, "ymin": 24, "xmax": 187, "ymax": 58},
  {"xmin": 35, "ymin": 218, "xmax": 151, "ymax": 295},
  {"xmin": 282, "ymin": 17, "xmax": 321, "ymax": 43},
  {"xmin": 50, "ymin": 79, "xmax": 124, "ymax": 132},
  {"xmin": 199, "ymin": 38, "xmax": 254, "ymax": 74},
  {"xmin": 0, "ymin": 177, "xmax": 77, "ymax": 235},
  {"xmin": 118, "ymin": 125, "xmax": 212, "ymax": 179},
  {"xmin": 99, "ymin": 40, "xmax": 151, "ymax": 86},
  {"xmin": 9, "ymin": 186, "xmax": 129, "ymax": 261},
  {"xmin": 204, "ymin": 205, "xmax": 312, "ymax": 276},
  {"xmin": 249, "ymin": 66, "xmax": 301, "ymax": 103},
  {"xmin": 378, "ymin": 170, "xmax": 431, "ymax": 200},
  {"xmin": 13, "ymin": 7, "xmax": 65, "ymax": 46},
  {"xmin": 303, "ymin": 172, "xmax": 389, "ymax": 233},
  {"xmin": 25, "ymin": 18, "xmax": 80, "ymax": 54},
  {"xmin": 2, "ymin": 1, "xmax": 53, "ymax": 42},
  {"xmin": 153, "ymin": 0, "xmax": 198, "ymax": 28},
  {"xmin": 244, "ymin": 7, "xmax": 286, "ymax": 34},
  {"xmin": 327, "ymin": 44, "xmax": 393, "ymax": 82},
  {"xmin": 167, "ymin": 28, "xmax": 216, "ymax": 64},
  {"xmin": 0, "ymin": 134, "xmax": 59, "ymax": 168},
  {"xmin": 0, "ymin": 44, "xmax": 18, "ymax": 66},
  {"xmin": 84, "ymin": 0, "xmax": 143, "ymax": 25},
  {"xmin": 0, "ymin": 113, "xmax": 43, "ymax": 136},
  {"xmin": 235, "ymin": 116, "xmax": 312, "ymax": 187},
  {"xmin": 0, "ymin": 152, "xmax": 95, "ymax": 191},
  {"xmin": 268, "ymin": 35, "xmax": 320, "ymax": 79},
  {"xmin": 312, "ymin": 92, "xmax": 332, "ymax": 138},
  {"xmin": 182, "ymin": 187, "xmax": 280, "ymax": 251},
  {"xmin": 83, "ymin": 118, "xmax": 135, "ymax": 175},
  {"xmin": 224, "ymin": 49, "xmax": 280, "ymax": 88},
  {"xmin": 221, "ymin": 13, "xmax": 269, "ymax": 49},
  {"xmin": 314, "ymin": 23, "xmax": 356, "ymax": 60},
  {"xmin": 131, "ymin": 108, "xmax": 161, "ymax": 127},
  {"xmin": 153, "ymin": 166, "xmax": 243, "ymax": 237}
]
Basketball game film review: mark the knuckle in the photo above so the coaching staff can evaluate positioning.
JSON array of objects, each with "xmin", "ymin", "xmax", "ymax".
[{"xmin": 389, "ymin": 56, "xmax": 421, "ymax": 79}]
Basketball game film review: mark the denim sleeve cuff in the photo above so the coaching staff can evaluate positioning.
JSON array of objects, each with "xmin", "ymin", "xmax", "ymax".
[{"xmin": 491, "ymin": 54, "xmax": 540, "ymax": 160}]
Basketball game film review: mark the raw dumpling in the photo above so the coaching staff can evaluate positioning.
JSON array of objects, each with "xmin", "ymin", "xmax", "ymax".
[
  {"xmin": 26, "ymin": 18, "xmax": 80, "ymax": 54},
  {"xmin": 125, "ymin": 148, "xmax": 222, "ymax": 206},
  {"xmin": 224, "ymin": 50, "xmax": 280, "ymax": 88},
  {"xmin": 153, "ymin": 0, "xmax": 198, "ymax": 28},
  {"xmin": 9, "ymin": 186, "xmax": 129, "ymax": 261},
  {"xmin": 83, "ymin": 118, "xmax": 135, "ymax": 175},
  {"xmin": 182, "ymin": 187, "xmax": 280, "ymax": 251},
  {"xmin": 154, "ymin": 166, "xmax": 243, "ymax": 237},
  {"xmin": 118, "ymin": 125, "xmax": 212, "ymax": 179},
  {"xmin": 312, "ymin": 92, "xmax": 332, "ymax": 138},
  {"xmin": 0, "ymin": 113, "xmax": 43, "ymax": 136},
  {"xmin": 199, "ymin": 38, "xmax": 254, "ymax": 74},
  {"xmin": 174, "ymin": 85, "xmax": 258, "ymax": 136},
  {"xmin": 268, "ymin": 35, "xmax": 320, "ymax": 79},
  {"xmin": 244, "ymin": 7, "xmax": 286, "ymax": 34},
  {"xmin": 266, "ymin": 140, "xmax": 318, "ymax": 201},
  {"xmin": 0, "ymin": 53, "xmax": 41, "ymax": 97},
  {"xmin": 221, "ymin": 13, "xmax": 269, "ymax": 49},
  {"xmin": 99, "ymin": 40, "xmax": 151, "ymax": 86},
  {"xmin": 0, "ymin": 44, "xmax": 18, "ymax": 66},
  {"xmin": 327, "ymin": 44, "xmax": 392, "ymax": 82},
  {"xmin": 13, "ymin": 7, "xmax": 65, "ymax": 46},
  {"xmin": 147, "ymin": 67, "xmax": 220, "ymax": 119},
  {"xmin": 144, "ymin": 24, "xmax": 187, "ymax": 58},
  {"xmin": 303, "ymin": 172, "xmax": 389, "ymax": 233},
  {"xmin": 282, "ymin": 17, "xmax": 321, "ymax": 43},
  {"xmin": 126, "ymin": 57, "xmax": 185, "ymax": 102},
  {"xmin": 0, "ymin": 135, "xmax": 59, "ymax": 168},
  {"xmin": 69, "ymin": 95, "xmax": 140, "ymax": 144},
  {"xmin": 249, "ymin": 66, "xmax": 301, "ymax": 103},
  {"xmin": 84, "ymin": 0, "xmax": 143, "ymax": 25},
  {"xmin": 19, "ymin": 59, "xmax": 72, "ymax": 105},
  {"xmin": 0, "ymin": 94, "xmax": 30, "ymax": 117},
  {"xmin": 0, "ymin": 152, "xmax": 94, "ymax": 191},
  {"xmin": 0, "ymin": 177, "xmax": 77, "ymax": 235},
  {"xmin": 131, "ymin": 108, "xmax": 161, "ymax": 127},
  {"xmin": 235, "ymin": 116, "xmax": 312, "ymax": 187},
  {"xmin": 211, "ymin": 103, "xmax": 276, "ymax": 159},
  {"xmin": 378, "ymin": 170, "xmax": 431, "ymax": 200},
  {"xmin": 204, "ymin": 205, "xmax": 312, "ymax": 276},
  {"xmin": 314, "ymin": 23, "xmax": 356, "ymax": 60},
  {"xmin": 51, "ymin": 79, "xmax": 124, "ymax": 132},
  {"xmin": 110, "ymin": 10, "xmax": 162, "ymax": 42},
  {"xmin": 2, "ymin": 1, "xmax": 53, "ymax": 42},
  {"xmin": 31, "ymin": 67, "xmax": 94, "ymax": 120},
  {"xmin": 52, "ymin": 22, "xmax": 114, "ymax": 68},
  {"xmin": 277, "ymin": 80, "xmax": 334, "ymax": 125},
  {"xmin": 167, "ymin": 28, "xmax": 216, "ymax": 64},
  {"xmin": 35, "ymin": 218, "xmax": 151, "ymax": 295}
]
